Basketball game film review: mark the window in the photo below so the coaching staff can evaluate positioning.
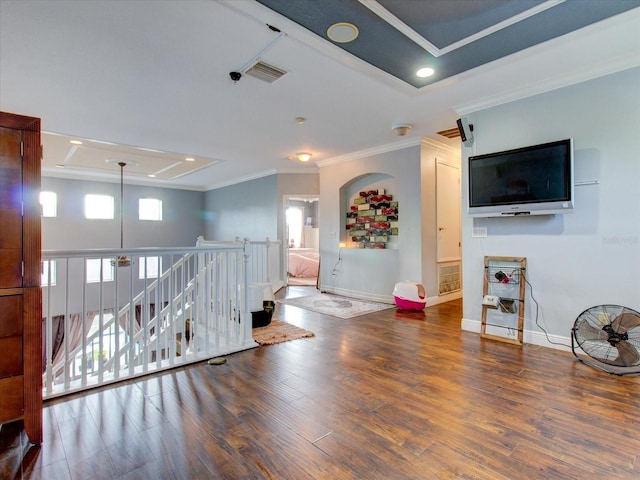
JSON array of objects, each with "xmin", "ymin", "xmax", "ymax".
[
  {"xmin": 139, "ymin": 256, "xmax": 162, "ymax": 279},
  {"xmin": 85, "ymin": 194, "xmax": 114, "ymax": 219},
  {"xmin": 286, "ymin": 206, "xmax": 304, "ymax": 248},
  {"xmin": 86, "ymin": 258, "xmax": 114, "ymax": 283},
  {"xmin": 41, "ymin": 260, "xmax": 57, "ymax": 286},
  {"xmin": 139, "ymin": 198, "xmax": 162, "ymax": 221},
  {"xmin": 39, "ymin": 191, "xmax": 57, "ymax": 217}
]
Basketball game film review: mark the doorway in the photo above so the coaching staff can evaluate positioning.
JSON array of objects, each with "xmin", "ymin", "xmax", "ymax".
[
  {"xmin": 284, "ymin": 196, "xmax": 320, "ymax": 286},
  {"xmin": 436, "ymin": 159, "xmax": 462, "ymax": 296}
]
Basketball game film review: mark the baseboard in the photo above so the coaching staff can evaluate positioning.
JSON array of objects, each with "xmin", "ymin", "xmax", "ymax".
[
  {"xmin": 317, "ymin": 286, "xmax": 462, "ymax": 308},
  {"xmin": 426, "ymin": 290, "xmax": 462, "ymax": 307},
  {"xmin": 461, "ymin": 318, "xmax": 572, "ymax": 352},
  {"xmin": 318, "ymin": 285, "xmax": 395, "ymax": 304}
]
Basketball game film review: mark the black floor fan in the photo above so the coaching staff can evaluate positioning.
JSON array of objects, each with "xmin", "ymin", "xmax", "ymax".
[{"xmin": 572, "ymin": 305, "xmax": 640, "ymax": 375}]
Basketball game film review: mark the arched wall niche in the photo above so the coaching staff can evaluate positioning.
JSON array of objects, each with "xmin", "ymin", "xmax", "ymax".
[{"xmin": 339, "ymin": 172, "xmax": 397, "ymax": 248}]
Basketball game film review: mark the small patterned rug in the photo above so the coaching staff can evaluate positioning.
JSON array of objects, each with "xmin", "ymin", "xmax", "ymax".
[
  {"xmin": 252, "ymin": 319, "xmax": 315, "ymax": 345},
  {"xmin": 278, "ymin": 293, "xmax": 394, "ymax": 319}
]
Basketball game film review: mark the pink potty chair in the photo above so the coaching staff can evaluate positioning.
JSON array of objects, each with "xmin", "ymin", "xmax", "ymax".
[{"xmin": 393, "ymin": 282, "xmax": 426, "ymax": 310}]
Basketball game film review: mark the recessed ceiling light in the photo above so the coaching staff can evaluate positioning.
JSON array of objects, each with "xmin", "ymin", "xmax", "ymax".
[
  {"xmin": 148, "ymin": 174, "xmax": 156, "ymax": 178},
  {"xmin": 185, "ymin": 157, "xmax": 195, "ymax": 162},
  {"xmin": 69, "ymin": 140, "xmax": 83, "ymax": 145},
  {"xmin": 327, "ymin": 22, "xmax": 359, "ymax": 43},
  {"xmin": 416, "ymin": 67, "xmax": 435, "ymax": 78},
  {"xmin": 55, "ymin": 164, "xmax": 65, "ymax": 168}
]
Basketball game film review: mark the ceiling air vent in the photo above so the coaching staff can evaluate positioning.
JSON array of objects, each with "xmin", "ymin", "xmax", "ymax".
[{"xmin": 244, "ymin": 60, "xmax": 288, "ymax": 83}]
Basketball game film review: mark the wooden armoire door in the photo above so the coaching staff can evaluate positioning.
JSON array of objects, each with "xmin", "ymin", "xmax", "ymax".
[{"xmin": 0, "ymin": 112, "xmax": 42, "ymax": 444}]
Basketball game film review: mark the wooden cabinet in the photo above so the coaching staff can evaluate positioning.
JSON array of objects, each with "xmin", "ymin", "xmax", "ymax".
[{"xmin": 0, "ymin": 111, "xmax": 42, "ymax": 444}]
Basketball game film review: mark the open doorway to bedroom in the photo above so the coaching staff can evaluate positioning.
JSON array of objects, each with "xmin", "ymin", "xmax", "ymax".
[{"xmin": 284, "ymin": 196, "xmax": 319, "ymax": 287}]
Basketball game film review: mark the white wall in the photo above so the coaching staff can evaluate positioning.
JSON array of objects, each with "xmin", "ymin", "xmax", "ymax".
[{"xmin": 461, "ymin": 67, "xmax": 640, "ymax": 349}]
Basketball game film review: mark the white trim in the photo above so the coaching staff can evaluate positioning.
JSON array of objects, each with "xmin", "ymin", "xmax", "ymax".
[
  {"xmin": 461, "ymin": 318, "xmax": 572, "ymax": 352},
  {"xmin": 421, "ymin": 137, "xmax": 462, "ymax": 156},
  {"xmin": 205, "ymin": 168, "xmax": 277, "ymax": 190},
  {"xmin": 50, "ymin": 164, "xmax": 317, "ymax": 193},
  {"xmin": 42, "ymin": 168, "xmax": 207, "ymax": 192},
  {"xmin": 358, "ymin": 0, "xmax": 440, "ymax": 56},
  {"xmin": 315, "ymin": 136, "xmax": 458, "ymax": 171},
  {"xmin": 428, "ymin": 290, "xmax": 462, "ymax": 307},
  {"xmin": 317, "ymin": 286, "xmax": 461, "ymax": 307},
  {"xmin": 439, "ymin": 1, "xmax": 565, "ymax": 55},
  {"xmin": 205, "ymin": 167, "xmax": 319, "ymax": 191},
  {"xmin": 359, "ymin": 0, "xmax": 565, "ymax": 57},
  {"xmin": 317, "ymin": 136, "xmax": 422, "ymax": 167},
  {"xmin": 319, "ymin": 285, "xmax": 394, "ymax": 305},
  {"xmin": 455, "ymin": 53, "xmax": 640, "ymax": 116},
  {"xmin": 454, "ymin": 10, "xmax": 640, "ymax": 116}
]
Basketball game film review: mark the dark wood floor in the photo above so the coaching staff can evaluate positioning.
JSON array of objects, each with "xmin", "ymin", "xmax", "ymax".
[{"xmin": 2, "ymin": 286, "xmax": 639, "ymax": 479}]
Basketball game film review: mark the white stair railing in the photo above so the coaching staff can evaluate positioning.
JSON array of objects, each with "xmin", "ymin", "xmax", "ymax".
[
  {"xmin": 41, "ymin": 240, "xmax": 273, "ymax": 399},
  {"xmin": 196, "ymin": 236, "xmax": 284, "ymax": 293},
  {"xmin": 47, "ymin": 253, "xmax": 194, "ymax": 382}
]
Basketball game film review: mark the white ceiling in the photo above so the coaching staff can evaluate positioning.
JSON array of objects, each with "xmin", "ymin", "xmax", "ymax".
[{"xmin": 1, "ymin": 0, "xmax": 639, "ymax": 191}]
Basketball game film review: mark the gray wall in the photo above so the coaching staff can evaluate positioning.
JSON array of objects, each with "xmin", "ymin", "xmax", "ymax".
[
  {"xmin": 203, "ymin": 172, "xmax": 319, "ymax": 283},
  {"xmin": 41, "ymin": 177, "xmax": 205, "ymax": 250},
  {"xmin": 319, "ymin": 146, "xmax": 423, "ymax": 302},
  {"xmin": 461, "ymin": 67, "xmax": 640, "ymax": 346},
  {"xmin": 40, "ymin": 177, "xmax": 205, "ymax": 316},
  {"xmin": 203, "ymin": 175, "xmax": 278, "ymax": 241}
]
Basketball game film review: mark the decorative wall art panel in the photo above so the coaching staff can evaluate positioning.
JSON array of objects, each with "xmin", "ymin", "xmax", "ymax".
[{"xmin": 346, "ymin": 189, "xmax": 398, "ymax": 249}]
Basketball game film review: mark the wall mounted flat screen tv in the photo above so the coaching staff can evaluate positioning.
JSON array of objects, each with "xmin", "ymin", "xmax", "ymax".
[{"xmin": 468, "ymin": 139, "xmax": 574, "ymax": 217}]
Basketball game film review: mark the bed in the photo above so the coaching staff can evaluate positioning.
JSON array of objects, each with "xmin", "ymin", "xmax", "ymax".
[{"xmin": 288, "ymin": 249, "xmax": 319, "ymax": 278}]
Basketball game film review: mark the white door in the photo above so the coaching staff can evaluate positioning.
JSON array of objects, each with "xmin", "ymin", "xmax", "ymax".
[{"xmin": 436, "ymin": 160, "xmax": 461, "ymax": 262}]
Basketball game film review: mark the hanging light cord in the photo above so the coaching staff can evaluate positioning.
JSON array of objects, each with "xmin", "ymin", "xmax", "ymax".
[{"xmin": 118, "ymin": 161, "xmax": 125, "ymax": 249}]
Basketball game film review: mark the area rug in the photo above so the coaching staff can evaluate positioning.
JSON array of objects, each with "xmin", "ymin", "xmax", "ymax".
[
  {"xmin": 277, "ymin": 294, "xmax": 394, "ymax": 319},
  {"xmin": 252, "ymin": 319, "xmax": 315, "ymax": 345}
]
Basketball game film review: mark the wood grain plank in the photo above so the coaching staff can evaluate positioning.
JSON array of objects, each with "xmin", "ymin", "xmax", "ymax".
[{"xmin": 2, "ymin": 290, "xmax": 640, "ymax": 479}]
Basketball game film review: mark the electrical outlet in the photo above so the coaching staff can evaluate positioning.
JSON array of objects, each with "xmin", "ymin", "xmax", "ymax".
[{"xmin": 472, "ymin": 227, "xmax": 487, "ymax": 238}]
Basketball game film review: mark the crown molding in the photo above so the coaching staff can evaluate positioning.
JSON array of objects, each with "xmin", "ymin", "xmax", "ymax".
[
  {"xmin": 455, "ymin": 54, "xmax": 640, "ymax": 117},
  {"xmin": 316, "ymin": 136, "xmax": 422, "ymax": 168},
  {"xmin": 205, "ymin": 166, "xmax": 319, "ymax": 191},
  {"xmin": 420, "ymin": 137, "xmax": 461, "ymax": 156},
  {"xmin": 41, "ymin": 168, "xmax": 206, "ymax": 191},
  {"xmin": 359, "ymin": 0, "xmax": 564, "ymax": 57},
  {"xmin": 454, "ymin": 9, "xmax": 640, "ymax": 116},
  {"xmin": 205, "ymin": 168, "xmax": 278, "ymax": 191}
]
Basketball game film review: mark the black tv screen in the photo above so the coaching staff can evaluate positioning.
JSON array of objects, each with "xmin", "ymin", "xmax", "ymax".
[{"xmin": 468, "ymin": 139, "xmax": 574, "ymax": 217}]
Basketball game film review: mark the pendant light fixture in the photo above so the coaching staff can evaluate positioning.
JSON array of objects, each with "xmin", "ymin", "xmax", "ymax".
[{"xmin": 114, "ymin": 161, "xmax": 131, "ymax": 267}]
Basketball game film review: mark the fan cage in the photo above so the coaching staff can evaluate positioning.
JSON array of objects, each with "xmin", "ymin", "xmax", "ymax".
[{"xmin": 572, "ymin": 304, "xmax": 640, "ymax": 375}]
